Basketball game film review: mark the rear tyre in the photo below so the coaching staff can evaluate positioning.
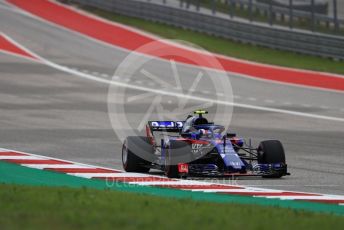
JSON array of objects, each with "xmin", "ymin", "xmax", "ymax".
[
  {"xmin": 122, "ymin": 136, "xmax": 153, "ymax": 173},
  {"xmin": 165, "ymin": 141, "xmax": 190, "ymax": 178},
  {"xmin": 165, "ymin": 151, "xmax": 179, "ymax": 178},
  {"xmin": 257, "ymin": 140, "xmax": 286, "ymax": 178}
]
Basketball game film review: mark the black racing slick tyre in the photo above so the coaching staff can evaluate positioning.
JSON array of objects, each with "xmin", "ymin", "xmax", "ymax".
[
  {"xmin": 258, "ymin": 140, "xmax": 286, "ymax": 178},
  {"xmin": 122, "ymin": 136, "xmax": 153, "ymax": 173},
  {"xmin": 165, "ymin": 140, "xmax": 190, "ymax": 178},
  {"xmin": 165, "ymin": 152, "xmax": 179, "ymax": 178}
]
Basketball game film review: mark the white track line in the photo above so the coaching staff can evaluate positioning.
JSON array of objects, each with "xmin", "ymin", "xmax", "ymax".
[
  {"xmin": 131, "ymin": 180, "xmax": 234, "ymax": 186},
  {"xmin": 190, "ymin": 188, "xmax": 276, "ymax": 193},
  {"xmin": 0, "ymin": 156, "xmax": 43, "ymax": 160},
  {"xmin": 96, "ymin": 172, "xmax": 156, "ymax": 178},
  {"xmin": 0, "ymin": 148, "xmax": 12, "ymax": 151},
  {"xmin": 264, "ymin": 195, "xmax": 344, "ymax": 200},
  {"xmin": 0, "ymin": 50, "xmax": 36, "ymax": 62},
  {"xmin": 0, "ymin": 148, "xmax": 120, "ymax": 172},
  {"xmin": 50, "ymin": 0, "xmax": 344, "ymax": 78},
  {"xmin": 67, "ymin": 173, "xmax": 122, "ymax": 178},
  {"xmin": 1, "ymin": 147, "xmax": 344, "ymax": 203},
  {"xmin": 2, "ymin": 32, "xmax": 344, "ymax": 123},
  {"xmin": 3, "ymin": 0, "xmax": 344, "ymax": 95},
  {"xmin": 191, "ymin": 189, "xmax": 255, "ymax": 193},
  {"xmin": 21, "ymin": 164, "xmax": 94, "ymax": 169},
  {"xmin": 43, "ymin": 0, "xmax": 344, "ymax": 82}
]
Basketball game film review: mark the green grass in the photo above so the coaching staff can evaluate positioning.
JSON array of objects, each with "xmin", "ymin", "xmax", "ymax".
[
  {"xmin": 79, "ymin": 6, "xmax": 344, "ymax": 75},
  {"xmin": 2, "ymin": 160, "xmax": 343, "ymax": 215},
  {"xmin": 0, "ymin": 184, "xmax": 343, "ymax": 230},
  {"xmin": 0, "ymin": 159, "xmax": 343, "ymax": 228}
]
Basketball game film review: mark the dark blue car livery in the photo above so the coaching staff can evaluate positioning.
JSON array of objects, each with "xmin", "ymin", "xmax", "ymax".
[{"xmin": 122, "ymin": 110, "xmax": 289, "ymax": 178}]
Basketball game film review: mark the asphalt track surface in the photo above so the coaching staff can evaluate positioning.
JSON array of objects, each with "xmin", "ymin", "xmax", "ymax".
[
  {"xmin": 7, "ymin": 0, "xmax": 344, "ymax": 92},
  {"xmin": 0, "ymin": 1, "xmax": 343, "ymax": 195}
]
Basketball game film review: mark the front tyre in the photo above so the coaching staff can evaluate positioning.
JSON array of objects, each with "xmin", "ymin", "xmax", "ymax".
[
  {"xmin": 258, "ymin": 140, "xmax": 286, "ymax": 178},
  {"xmin": 122, "ymin": 136, "xmax": 152, "ymax": 173}
]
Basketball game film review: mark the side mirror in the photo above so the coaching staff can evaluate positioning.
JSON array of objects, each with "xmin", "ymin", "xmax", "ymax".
[{"xmin": 226, "ymin": 133, "xmax": 236, "ymax": 138}]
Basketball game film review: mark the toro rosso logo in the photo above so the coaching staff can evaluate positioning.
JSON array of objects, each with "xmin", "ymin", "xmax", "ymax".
[
  {"xmin": 191, "ymin": 143, "xmax": 203, "ymax": 153},
  {"xmin": 190, "ymin": 141, "xmax": 212, "ymax": 157}
]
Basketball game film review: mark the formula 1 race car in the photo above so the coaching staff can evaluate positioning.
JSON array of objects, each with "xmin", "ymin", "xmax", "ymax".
[{"xmin": 122, "ymin": 110, "xmax": 289, "ymax": 178}]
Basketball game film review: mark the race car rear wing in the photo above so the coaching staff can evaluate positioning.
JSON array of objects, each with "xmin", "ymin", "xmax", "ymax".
[{"xmin": 148, "ymin": 121, "xmax": 184, "ymax": 132}]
